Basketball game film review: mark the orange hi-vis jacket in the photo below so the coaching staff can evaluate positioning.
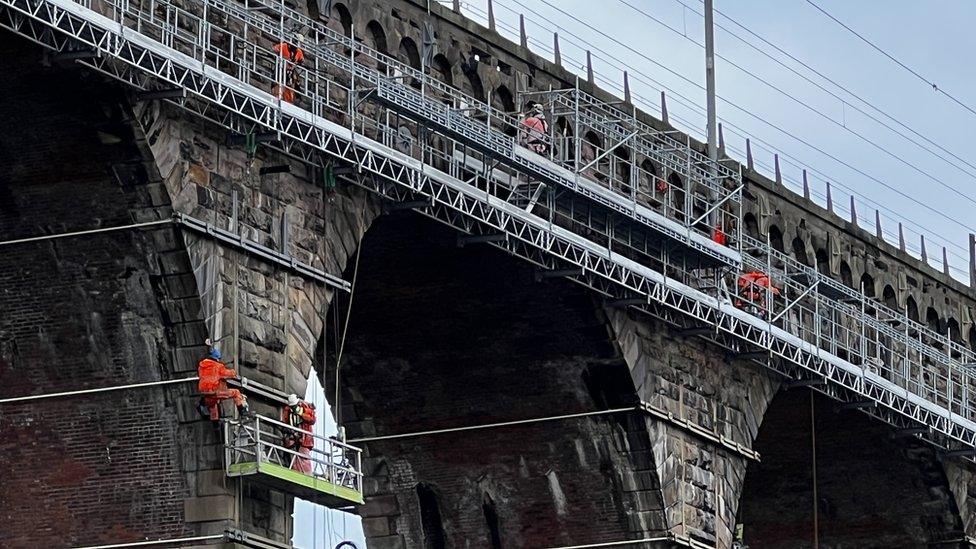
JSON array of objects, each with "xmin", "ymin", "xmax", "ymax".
[
  {"xmin": 198, "ymin": 358, "xmax": 237, "ymax": 393},
  {"xmin": 274, "ymin": 42, "xmax": 305, "ymax": 65}
]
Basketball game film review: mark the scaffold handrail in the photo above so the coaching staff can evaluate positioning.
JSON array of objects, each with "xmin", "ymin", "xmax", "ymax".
[
  {"xmin": 3, "ymin": 0, "xmax": 974, "ymax": 454},
  {"xmin": 731, "ymin": 234, "xmax": 976, "ymax": 421},
  {"xmin": 224, "ymin": 413, "xmax": 364, "ymax": 498},
  {"xmin": 742, "ymin": 234, "xmax": 976, "ymax": 368}
]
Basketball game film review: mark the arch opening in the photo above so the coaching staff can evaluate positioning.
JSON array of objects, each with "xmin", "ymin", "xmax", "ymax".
[
  {"xmin": 328, "ymin": 213, "xmax": 659, "ymax": 546},
  {"xmin": 737, "ymin": 390, "xmax": 965, "ymax": 547}
]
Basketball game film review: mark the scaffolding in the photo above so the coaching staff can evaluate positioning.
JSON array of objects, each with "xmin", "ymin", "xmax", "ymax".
[{"xmin": 1, "ymin": 0, "xmax": 974, "ymax": 457}]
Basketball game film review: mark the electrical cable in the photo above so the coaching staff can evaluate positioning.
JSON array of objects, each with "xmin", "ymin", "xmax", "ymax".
[
  {"xmin": 612, "ymin": 0, "xmax": 976, "ymax": 191},
  {"xmin": 0, "ymin": 219, "xmax": 172, "ymax": 247},
  {"xmin": 349, "ymin": 407, "xmax": 636, "ymax": 443},
  {"xmin": 805, "ymin": 0, "xmax": 976, "ymax": 121},
  {"xmin": 0, "ymin": 376, "xmax": 198, "ymax": 404}
]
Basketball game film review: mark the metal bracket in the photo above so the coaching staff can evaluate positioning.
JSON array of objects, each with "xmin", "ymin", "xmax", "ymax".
[
  {"xmin": 535, "ymin": 268, "xmax": 584, "ymax": 281},
  {"xmin": 385, "ymin": 199, "xmax": 432, "ymax": 212},
  {"xmin": 837, "ymin": 400, "xmax": 875, "ymax": 411},
  {"xmin": 135, "ymin": 87, "xmax": 186, "ymax": 101},
  {"xmin": 457, "ymin": 233, "xmax": 507, "ymax": 246}
]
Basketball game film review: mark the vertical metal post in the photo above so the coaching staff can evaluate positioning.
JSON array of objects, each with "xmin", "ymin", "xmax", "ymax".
[
  {"xmin": 231, "ymin": 189, "xmax": 239, "ymax": 233},
  {"xmin": 234, "ymin": 262, "xmax": 240, "ymax": 368},
  {"xmin": 349, "ymin": 24, "xmax": 356, "ymax": 134},
  {"xmin": 573, "ymin": 77, "xmax": 581, "ymax": 181},
  {"xmin": 811, "ymin": 392, "xmax": 819, "ymax": 549},
  {"xmin": 703, "ymin": 0, "xmax": 719, "ymax": 232},
  {"xmin": 254, "ymin": 416, "xmax": 262, "ymax": 466}
]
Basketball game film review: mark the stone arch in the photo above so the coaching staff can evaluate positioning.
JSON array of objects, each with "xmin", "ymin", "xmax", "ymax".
[
  {"xmin": 839, "ymin": 261, "xmax": 853, "ymax": 288},
  {"xmin": 582, "ymin": 130, "xmax": 606, "ymax": 184},
  {"xmin": 769, "ymin": 225, "xmax": 784, "ymax": 254},
  {"xmin": 860, "ymin": 272, "xmax": 875, "ymax": 298},
  {"xmin": 882, "ymin": 284, "xmax": 897, "ymax": 310},
  {"xmin": 332, "ymin": 213, "xmax": 663, "ymax": 547},
  {"xmin": 668, "ymin": 172, "xmax": 686, "ymax": 220},
  {"xmin": 417, "ymin": 483, "xmax": 447, "ymax": 549},
  {"xmin": 738, "ymin": 390, "xmax": 966, "ymax": 547},
  {"xmin": 493, "ymin": 85, "xmax": 515, "ymax": 114},
  {"xmin": 743, "ymin": 213, "xmax": 759, "ymax": 238},
  {"xmin": 431, "ymin": 54, "xmax": 453, "ymax": 87},
  {"xmin": 947, "ymin": 317, "xmax": 961, "ymax": 344},
  {"xmin": 397, "ymin": 36, "xmax": 422, "ymax": 89},
  {"xmin": 465, "ymin": 69, "xmax": 485, "ymax": 102},
  {"xmin": 554, "ymin": 116, "xmax": 574, "ymax": 163},
  {"xmin": 613, "ymin": 146, "xmax": 632, "ymax": 196},
  {"xmin": 907, "ymin": 295, "xmax": 919, "ymax": 322},
  {"xmin": 398, "ymin": 36, "xmax": 421, "ymax": 70},
  {"xmin": 927, "ymin": 307, "xmax": 942, "ymax": 334},
  {"xmin": 636, "ymin": 159, "xmax": 660, "ymax": 208},
  {"xmin": 792, "ymin": 236, "xmax": 810, "ymax": 267},
  {"xmin": 492, "ymin": 85, "xmax": 516, "ymax": 137},
  {"xmin": 365, "ymin": 20, "xmax": 388, "ymax": 55},
  {"xmin": 327, "ymin": 2, "xmax": 352, "ymax": 37},
  {"xmin": 815, "ymin": 247, "xmax": 829, "ymax": 275}
]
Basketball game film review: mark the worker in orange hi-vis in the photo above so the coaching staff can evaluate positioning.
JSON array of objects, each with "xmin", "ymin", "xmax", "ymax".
[
  {"xmin": 197, "ymin": 348, "xmax": 248, "ymax": 421},
  {"xmin": 281, "ymin": 394, "xmax": 316, "ymax": 474},
  {"xmin": 272, "ymin": 33, "xmax": 306, "ymax": 104},
  {"xmin": 735, "ymin": 271, "xmax": 780, "ymax": 320},
  {"xmin": 519, "ymin": 101, "xmax": 550, "ymax": 155}
]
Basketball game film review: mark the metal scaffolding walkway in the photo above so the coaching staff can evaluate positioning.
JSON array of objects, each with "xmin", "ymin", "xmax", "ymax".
[{"xmin": 2, "ymin": 0, "xmax": 975, "ymax": 457}]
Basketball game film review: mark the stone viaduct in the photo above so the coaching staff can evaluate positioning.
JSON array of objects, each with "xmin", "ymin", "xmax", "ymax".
[{"xmin": 0, "ymin": 0, "xmax": 975, "ymax": 548}]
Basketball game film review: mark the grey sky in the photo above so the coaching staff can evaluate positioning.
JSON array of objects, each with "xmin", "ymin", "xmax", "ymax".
[{"xmin": 295, "ymin": 1, "xmax": 976, "ymax": 546}]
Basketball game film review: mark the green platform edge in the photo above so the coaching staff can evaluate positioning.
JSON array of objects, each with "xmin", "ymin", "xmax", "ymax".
[{"xmin": 228, "ymin": 461, "xmax": 364, "ymax": 504}]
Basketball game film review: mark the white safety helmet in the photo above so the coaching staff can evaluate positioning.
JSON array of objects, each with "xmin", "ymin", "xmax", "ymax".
[
  {"xmin": 287, "ymin": 394, "xmax": 300, "ymax": 406},
  {"xmin": 295, "ymin": 33, "xmax": 305, "ymax": 45}
]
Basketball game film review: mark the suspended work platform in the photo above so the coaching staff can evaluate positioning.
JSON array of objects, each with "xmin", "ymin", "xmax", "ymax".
[{"xmin": 224, "ymin": 413, "xmax": 364, "ymax": 507}]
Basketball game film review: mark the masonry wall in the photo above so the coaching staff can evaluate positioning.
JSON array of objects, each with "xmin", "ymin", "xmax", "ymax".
[
  {"xmin": 133, "ymin": 96, "xmax": 381, "ymax": 540},
  {"xmin": 0, "ymin": 37, "xmax": 201, "ymax": 547},
  {"xmin": 4, "ymin": 0, "xmax": 976, "ymax": 546}
]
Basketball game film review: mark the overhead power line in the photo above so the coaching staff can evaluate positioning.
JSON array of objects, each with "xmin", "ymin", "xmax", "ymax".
[
  {"xmin": 669, "ymin": 0, "xmax": 976, "ymax": 181},
  {"xmin": 805, "ymin": 0, "xmax": 976, "ymax": 120},
  {"xmin": 603, "ymin": 0, "xmax": 976, "ymax": 209}
]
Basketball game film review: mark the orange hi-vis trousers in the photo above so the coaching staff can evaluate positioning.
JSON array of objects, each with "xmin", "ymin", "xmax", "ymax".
[{"xmin": 208, "ymin": 388, "xmax": 245, "ymax": 407}]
